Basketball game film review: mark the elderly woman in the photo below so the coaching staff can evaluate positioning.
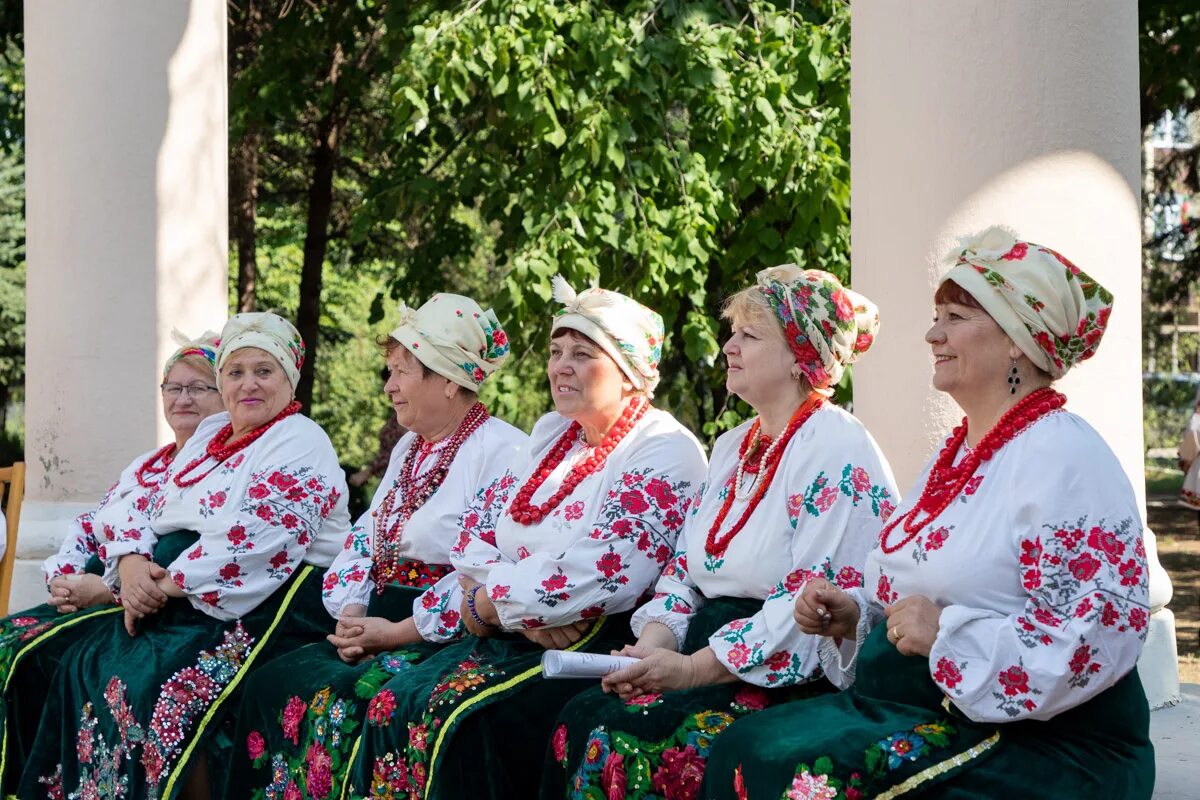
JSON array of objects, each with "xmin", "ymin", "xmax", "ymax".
[
  {"xmin": 703, "ymin": 228, "xmax": 1154, "ymax": 799},
  {"xmin": 340, "ymin": 278, "xmax": 707, "ymax": 800},
  {"xmin": 20, "ymin": 313, "xmax": 352, "ymax": 800},
  {"xmin": 223, "ymin": 295, "xmax": 525, "ymax": 798},
  {"xmin": 540, "ymin": 268, "xmax": 898, "ymax": 799},
  {"xmin": 0, "ymin": 332, "xmax": 223, "ymax": 795}
]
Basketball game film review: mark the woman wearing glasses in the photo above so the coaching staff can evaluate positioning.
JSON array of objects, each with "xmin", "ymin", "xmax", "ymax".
[
  {"xmin": 0, "ymin": 331, "xmax": 225, "ymax": 796},
  {"xmin": 19, "ymin": 313, "xmax": 353, "ymax": 800}
]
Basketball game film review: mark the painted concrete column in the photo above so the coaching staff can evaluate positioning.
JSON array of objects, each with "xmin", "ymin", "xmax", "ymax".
[
  {"xmin": 18, "ymin": 0, "xmax": 228, "ymax": 611},
  {"xmin": 850, "ymin": 0, "xmax": 1180, "ymax": 707}
]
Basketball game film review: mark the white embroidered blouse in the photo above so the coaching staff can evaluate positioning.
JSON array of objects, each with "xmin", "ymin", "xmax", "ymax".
[
  {"xmin": 98, "ymin": 412, "xmax": 352, "ymax": 621},
  {"xmin": 822, "ymin": 411, "xmax": 1149, "ymax": 723},
  {"xmin": 415, "ymin": 408, "xmax": 708, "ymax": 642},
  {"xmin": 42, "ymin": 447, "xmax": 164, "ymax": 584},
  {"xmin": 321, "ymin": 416, "xmax": 527, "ymax": 618},
  {"xmin": 632, "ymin": 404, "xmax": 898, "ymax": 687}
]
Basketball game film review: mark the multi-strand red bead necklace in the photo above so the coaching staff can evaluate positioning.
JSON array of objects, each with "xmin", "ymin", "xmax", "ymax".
[
  {"xmin": 705, "ymin": 395, "xmax": 824, "ymax": 559},
  {"xmin": 173, "ymin": 400, "xmax": 303, "ymax": 488},
  {"xmin": 878, "ymin": 387, "xmax": 1066, "ymax": 554},
  {"xmin": 135, "ymin": 443, "xmax": 178, "ymax": 488},
  {"xmin": 508, "ymin": 397, "xmax": 650, "ymax": 525},
  {"xmin": 371, "ymin": 402, "xmax": 489, "ymax": 590}
]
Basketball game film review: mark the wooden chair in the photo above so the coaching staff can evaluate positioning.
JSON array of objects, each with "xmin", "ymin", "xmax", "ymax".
[{"xmin": 0, "ymin": 462, "xmax": 25, "ymax": 616}]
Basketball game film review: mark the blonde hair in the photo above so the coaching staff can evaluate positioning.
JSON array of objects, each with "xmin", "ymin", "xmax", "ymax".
[
  {"xmin": 722, "ymin": 286, "xmax": 782, "ymax": 337},
  {"xmin": 168, "ymin": 353, "xmax": 218, "ymax": 383}
]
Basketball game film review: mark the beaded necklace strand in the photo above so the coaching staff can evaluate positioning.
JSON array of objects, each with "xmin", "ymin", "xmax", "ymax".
[
  {"xmin": 173, "ymin": 400, "xmax": 303, "ymax": 488},
  {"xmin": 508, "ymin": 396, "xmax": 650, "ymax": 525},
  {"xmin": 705, "ymin": 395, "xmax": 824, "ymax": 559},
  {"xmin": 135, "ymin": 443, "xmax": 178, "ymax": 489},
  {"xmin": 878, "ymin": 387, "xmax": 1065, "ymax": 554},
  {"xmin": 370, "ymin": 402, "xmax": 489, "ymax": 590}
]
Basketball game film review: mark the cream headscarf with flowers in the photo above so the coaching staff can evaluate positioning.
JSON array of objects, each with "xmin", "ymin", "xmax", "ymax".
[
  {"xmin": 940, "ymin": 226, "xmax": 1113, "ymax": 378},
  {"xmin": 550, "ymin": 275, "xmax": 665, "ymax": 397},
  {"xmin": 390, "ymin": 294, "xmax": 511, "ymax": 390},
  {"xmin": 162, "ymin": 329, "xmax": 221, "ymax": 380},
  {"xmin": 756, "ymin": 265, "xmax": 879, "ymax": 391},
  {"xmin": 215, "ymin": 312, "xmax": 306, "ymax": 390}
]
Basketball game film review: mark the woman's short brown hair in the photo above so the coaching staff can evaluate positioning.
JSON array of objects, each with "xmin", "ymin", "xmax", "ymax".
[
  {"xmin": 375, "ymin": 334, "xmax": 433, "ymax": 378},
  {"xmin": 933, "ymin": 279, "xmax": 984, "ymax": 310}
]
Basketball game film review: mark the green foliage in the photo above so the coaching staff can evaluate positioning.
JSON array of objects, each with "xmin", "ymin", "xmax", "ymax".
[
  {"xmin": 360, "ymin": 0, "xmax": 851, "ymax": 438},
  {"xmin": 1143, "ymin": 374, "xmax": 1198, "ymax": 451}
]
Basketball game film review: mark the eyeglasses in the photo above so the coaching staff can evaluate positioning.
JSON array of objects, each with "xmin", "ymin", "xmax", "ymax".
[{"xmin": 160, "ymin": 382, "xmax": 219, "ymax": 398}]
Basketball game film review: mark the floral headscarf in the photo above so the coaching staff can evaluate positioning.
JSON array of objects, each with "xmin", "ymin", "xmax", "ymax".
[
  {"xmin": 755, "ymin": 265, "xmax": 880, "ymax": 390},
  {"xmin": 390, "ymin": 294, "xmax": 510, "ymax": 390},
  {"xmin": 550, "ymin": 276, "xmax": 665, "ymax": 397},
  {"xmin": 162, "ymin": 329, "xmax": 220, "ymax": 380},
  {"xmin": 215, "ymin": 312, "xmax": 306, "ymax": 390},
  {"xmin": 940, "ymin": 226, "xmax": 1113, "ymax": 378}
]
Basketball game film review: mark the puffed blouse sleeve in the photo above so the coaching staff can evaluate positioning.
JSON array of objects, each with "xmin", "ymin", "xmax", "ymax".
[
  {"xmin": 42, "ymin": 451, "xmax": 147, "ymax": 583},
  {"xmin": 628, "ymin": 482, "xmax": 710, "ymax": 648},
  {"xmin": 413, "ymin": 453, "xmax": 525, "ymax": 643},
  {"xmin": 928, "ymin": 426, "xmax": 1149, "ymax": 723},
  {"xmin": 167, "ymin": 420, "xmax": 347, "ymax": 621},
  {"xmin": 321, "ymin": 434, "xmax": 415, "ymax": 617},
  {"xmin": 708, "ymin": 417, "xmax": 898, "ymax": 687},
  {"xmin": 483, "ymin": 431, "xmax": 706, "ymax": 630}
]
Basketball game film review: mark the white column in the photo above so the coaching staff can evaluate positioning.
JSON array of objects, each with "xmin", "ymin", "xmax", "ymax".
[
  {"xmin": 18, "ymin": 0, "xmax": 228, "ymax": 611},
  {"xmin": 850, "ymin": 0, "xmax": 1180, "ymax": 706}
]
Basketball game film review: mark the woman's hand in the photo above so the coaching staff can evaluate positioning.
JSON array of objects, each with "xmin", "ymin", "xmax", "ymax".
[
  {"xmin": 458, "ymin": 576, "xmax": 500, "ymax": 636},
  {"xmin": 520, "ymin": 620, "xmax": 592, "ymax": 650},
  {"xmin": 883, "ymin": 595, "xmax": 943, "ymax": 657},
  {"xmin": 628, "ymin": 621, "xmax": 679, "ymax": 653},
  {"xmin": 48, "ymin": 574, "xmax": 115, "ymax": 613},
  {"xmin": 119, "ymin": 555, "xmax": 171, "ymax": 635},
  {"xmin": 327, "ymin": 616, "xmax": 417, "ymax": 664},
  {"xmin": 794, "ymin": 578, "xmax": 860, "ymax": 638},
  {"xmin": 600, "ymin": 646, "xmax": 734, "ymax": 700},
  {"xmin": 155, "ymin": 575, "xmax": 186, "ymax": 599}
]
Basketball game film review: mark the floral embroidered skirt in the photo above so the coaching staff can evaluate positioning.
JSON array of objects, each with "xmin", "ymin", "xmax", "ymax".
[
  {"xmin": 224, "ymin": 584, "xmax": 439, "ymax": 800},
  {"xmin": 539, "ymin": 597, "xmax": 832, "ymax": 800},
  {"xmin": 343, "ymin": 611, "xmax": 635, "ymax": 800},
  {"xmin": 0, "ymin": 532, "xmax": 202, "ymax": 796},
  {"xmin": 18, "ymin": 543, "xmax": 331, "ymax": 800},
  {"xmin": 701, "ymin": 626, "xmax": 1155, "ymax": 799}
]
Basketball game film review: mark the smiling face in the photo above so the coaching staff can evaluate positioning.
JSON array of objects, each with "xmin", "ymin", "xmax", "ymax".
[
  {"xmin": 161, "ymin": 360, "xmax": 224, "ymax": 440},
  {"xmin": 925, "ymin": 288, "xmax": 1021, "ymax": 404},
  {"xmin": 546, "ymin": 329, "xmax": 632, "ymax": 424},
  {"xmin": 384, "ymin": 345, "xmax": 460, "ymax": 437},
  {"xmin": 722, "ymin": 308, "xmax": 798, "ymax": 408},
  {"xmin": 219, "ymin": 347, "xmax": 294, "ymax": 437}
]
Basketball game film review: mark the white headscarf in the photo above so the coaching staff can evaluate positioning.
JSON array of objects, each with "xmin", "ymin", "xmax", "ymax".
[
  {"xmin": 215, "ymin": 312, "xmax": 305, "ymax": 390},
  {"xmin": 389, "ymin": 294, "xmax": 511, "ymax": 390}
]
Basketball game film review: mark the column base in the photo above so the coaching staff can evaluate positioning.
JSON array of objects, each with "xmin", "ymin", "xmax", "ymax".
[{"xmin": 1141, "ymin": 607, "xmax": 1182, "ymax": 710}]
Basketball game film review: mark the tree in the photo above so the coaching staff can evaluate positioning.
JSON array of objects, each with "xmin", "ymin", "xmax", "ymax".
[
  {"xmin": 362, "ymin": 0, "xmax": 852, "ymax": 435},
  {"xmin": 1141, "ymin": 2, "xmax": 1200, "ymax": 355}
]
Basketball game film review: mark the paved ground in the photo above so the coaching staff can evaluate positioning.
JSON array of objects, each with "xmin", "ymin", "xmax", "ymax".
[{"xmin": 1150, "ymin": 684, "xmax": 1199, "ymax": 799}]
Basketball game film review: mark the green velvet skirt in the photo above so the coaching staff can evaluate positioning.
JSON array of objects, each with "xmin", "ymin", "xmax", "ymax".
[
  {"xmin": 343, "ymin": 612, "xmax": 636, "ymax": 800},
  {"xmin": 17, "ymin": 534, "xmax": 331, "ymax": 800},
  {"xmin": 0, "ymin": 531, "xmax": 201, "ymax": 796},
  {"xmin": 702, "ymin": 625, "xmax": 1155, "ymax": 799},
  {"xmin": 223, "ymin": 584, "xmax": 437, "ymax": 800},
  {"xmin": 539, "ymin": 597, "xmax": 833, "ymax": 800}
]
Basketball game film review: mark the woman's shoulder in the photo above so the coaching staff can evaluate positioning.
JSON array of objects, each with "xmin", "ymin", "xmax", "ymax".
[
  {"xmin": 1004, "ymin": 410, "xmax": 1136, "ymax": 499},
  {"xmin": 636, "ymin": 407, "xmax": 706, "ymax": 458},
  {"xmin": 477, "ymin": 415, "xmax": 528, "ymax": 450},
  {"xmin": 528, "ymin": 410, "xmax": 572, "ymax": 452}
]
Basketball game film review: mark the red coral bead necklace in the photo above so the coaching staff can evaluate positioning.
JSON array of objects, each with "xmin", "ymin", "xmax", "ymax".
[
  {"xmin": 371, "ymin": 402, "xmax": 489, "ymax": 590},
  {"xmin": 173, "ymin": 400, "xmax": 303, "ymax": 488},
  {"xmin": 508, "ymin": 396, "xmax": 650, "ymax": 525},
  {"xmin": 706, "ymin": 394, "xmax": 824, "ymax": 559},
  {"xmin": 878, "ymin": 387, "xmax": 1066, "ymax": 554},
  {"xmin": 136, "ymin": 443, "xmax": 178, "ymax": 489}
]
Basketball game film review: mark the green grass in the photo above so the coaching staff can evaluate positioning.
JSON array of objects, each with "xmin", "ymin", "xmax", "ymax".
[{"xmin": 1146, "ymin": 460, "xmax": 1185, "ymax": 495}]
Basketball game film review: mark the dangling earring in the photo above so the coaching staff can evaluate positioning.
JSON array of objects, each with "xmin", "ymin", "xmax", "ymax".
[
  {"xmin": 1007, "ymin": 360, "xmax": 1021, "ymax": 395},
  {"xmin": 790, "ymin": 367, "xmax": 803, "ymax": 381}
]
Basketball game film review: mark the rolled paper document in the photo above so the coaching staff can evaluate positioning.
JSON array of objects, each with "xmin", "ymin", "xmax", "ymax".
[{"xmin": 541, "ymin": 650, "xmax": 640, "ymax": 679}]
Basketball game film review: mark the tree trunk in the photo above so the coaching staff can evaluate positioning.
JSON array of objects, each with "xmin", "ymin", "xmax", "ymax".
[
  {"xmin": 230, "ymin": 126, "xmax": 260, "ymax": 312},
  {"xmin": 294, "ymin": 115, "xmax": 340, "ymax": 409}
]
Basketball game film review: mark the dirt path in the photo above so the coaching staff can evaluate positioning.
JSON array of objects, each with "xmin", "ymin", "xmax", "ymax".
[{"xmin": 1147, "ymin": 497, "xmax": 1200, "ymax": 683}]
